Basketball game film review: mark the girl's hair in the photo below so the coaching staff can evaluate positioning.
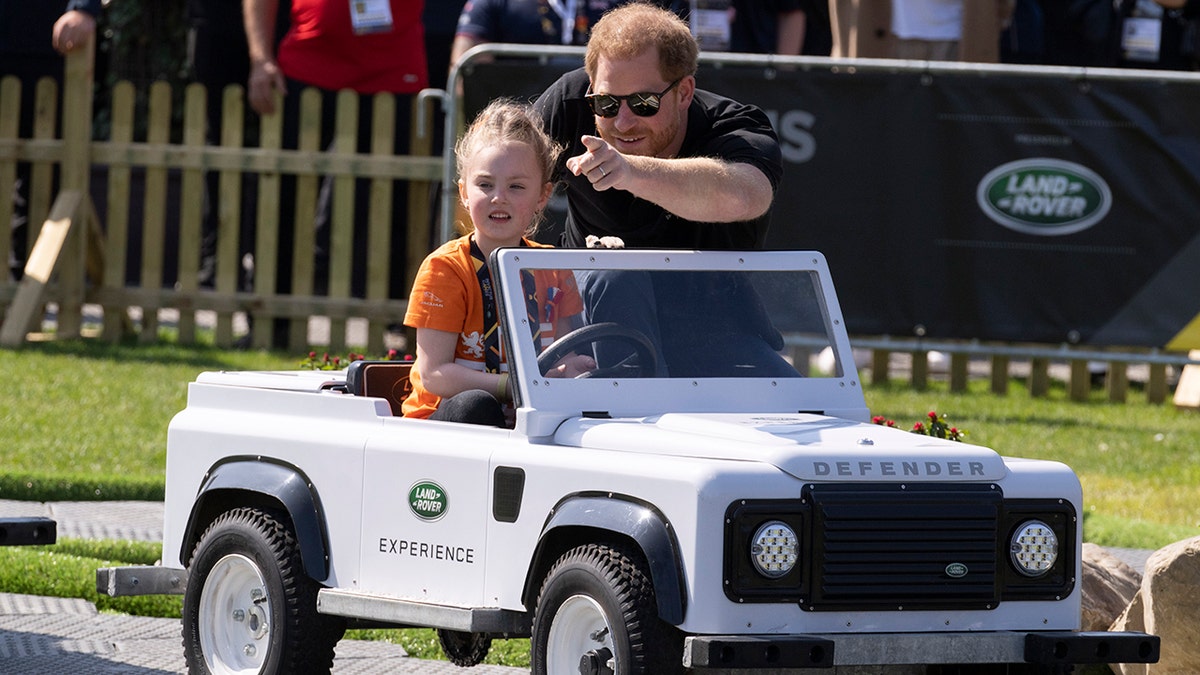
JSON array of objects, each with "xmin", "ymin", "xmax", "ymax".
[
  {"xmin": 455, "ymin": 98, "xmax": 562, "ymax": 186},
  {"xmin": 455, "ymin": 98, "xmax": 562, "ymax": 235},
  {"xmin": 584, "ymin": 2, "xmax": 698, "ymax": 84}
]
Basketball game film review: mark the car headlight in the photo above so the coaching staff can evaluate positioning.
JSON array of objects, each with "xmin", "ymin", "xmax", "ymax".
[
  {"xmin": 1010, "ymin": 519, "xmax": 1058, "ymax": 577},
  {"xmin": 750, "ymin": 520, "xmax": 798, "ymax": 578}
]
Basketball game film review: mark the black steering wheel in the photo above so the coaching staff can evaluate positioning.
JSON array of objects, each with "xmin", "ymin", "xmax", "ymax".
[{"xmin": 537, "ymin": 322, "xmax": 659, "ymax": 378}]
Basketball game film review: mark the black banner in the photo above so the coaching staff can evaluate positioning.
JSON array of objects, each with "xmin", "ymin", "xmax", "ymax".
[{"xmin": 460, "ymin": 57, "xmax": 1200, "ymax": 350}]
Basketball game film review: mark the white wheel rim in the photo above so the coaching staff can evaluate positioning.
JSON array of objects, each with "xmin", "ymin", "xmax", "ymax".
[
  {"xmin": 198, "ymin": 553, "xmax": 271, "ymax": 675},
  {"xmin": 546, "ymin": 594, "xmax": 618, "ymax": 674}
]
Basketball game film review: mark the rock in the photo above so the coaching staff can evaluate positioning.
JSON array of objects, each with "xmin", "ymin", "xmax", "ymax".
[
  {"xmin": 1081, "ymin": 543, "xmax": 1141, "ymax": 632},
  {"xmin": 1110, "ymin": 536, "xmax": 1200, "ymax": 674}
]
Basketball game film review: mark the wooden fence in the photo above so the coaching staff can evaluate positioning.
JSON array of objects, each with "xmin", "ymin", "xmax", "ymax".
[{"xmin": 1, "ymin": 43, "xmax": 441, "ymax": 354}]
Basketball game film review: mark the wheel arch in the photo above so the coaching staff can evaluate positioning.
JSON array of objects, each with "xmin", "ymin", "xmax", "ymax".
[
  {"xmin": 522, "ymin": 494, "xmax": 686, "ymax": 625},
  {"xmin": 180, "ymin": 458, "xmax": 330, "ymax": 582}
]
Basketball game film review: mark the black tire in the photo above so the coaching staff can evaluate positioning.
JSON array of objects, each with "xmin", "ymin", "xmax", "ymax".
[
  {"xmin": 182, "ymin": 507, "xmax": 345, "ymax": 674},
  {"xmin": 437, "ymin": 628, "xmax": 493, "ymax": 667},
  {"xmin": 531, "ymin": 542, "xmax": 683, "ymax": 675}
]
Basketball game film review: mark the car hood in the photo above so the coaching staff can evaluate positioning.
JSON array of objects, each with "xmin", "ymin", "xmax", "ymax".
[{"xmin": 553, "ymin": 413, "xmax": 1007, "ymax": 482}]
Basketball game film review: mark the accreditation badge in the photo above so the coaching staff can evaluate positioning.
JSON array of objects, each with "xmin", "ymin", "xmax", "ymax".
[
  {"xmin": 1121, "ymin": 17, "xmax": 1162, "ymax": 63},
  {"xmin": 350, "ymin": 0, "xmax": 394, "ymax": 35}
]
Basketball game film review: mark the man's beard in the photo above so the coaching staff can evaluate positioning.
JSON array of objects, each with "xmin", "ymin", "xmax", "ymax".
[{"xmin": 598, "ymin": 115, "xmax": 680, "ymax": 159}]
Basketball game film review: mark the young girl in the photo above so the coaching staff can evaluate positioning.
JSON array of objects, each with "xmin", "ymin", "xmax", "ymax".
[{"xmin": 401, "ymin": 99, "xmax": 595, "ymax": 425}]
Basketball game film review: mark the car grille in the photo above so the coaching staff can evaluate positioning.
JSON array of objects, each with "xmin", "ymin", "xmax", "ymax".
[{"xmin": 805, "ymin": 483, "xmax": 1002, "ymax": 611}]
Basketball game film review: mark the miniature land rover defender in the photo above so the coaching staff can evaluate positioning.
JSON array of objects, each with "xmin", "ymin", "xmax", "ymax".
[{"xmin": 98, "ymin": 249, "xmax": 1158, "ymax": 674}]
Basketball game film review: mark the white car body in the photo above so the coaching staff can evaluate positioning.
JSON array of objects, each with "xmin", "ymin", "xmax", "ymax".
[{"xmin": 107, "ymin": 249, "xmax": 1158, "ymax": 673}]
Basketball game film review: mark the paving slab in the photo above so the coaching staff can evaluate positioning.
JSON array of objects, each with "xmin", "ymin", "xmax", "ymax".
[{"xmin": 0, "ymin": 592, "xmax": 527, "ymax": 674}]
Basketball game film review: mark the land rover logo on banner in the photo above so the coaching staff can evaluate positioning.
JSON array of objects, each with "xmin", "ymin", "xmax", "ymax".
[
  {"xmin": 409, "ymin": 481, "xmax": 447, "ymax": 521},
  {"xmin": 977, "ymin": 158, "xmax": 1111, "ymax": 236}
]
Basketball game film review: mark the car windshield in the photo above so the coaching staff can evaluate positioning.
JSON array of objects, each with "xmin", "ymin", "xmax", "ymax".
[
  {"xmin": 511, "ymin": 266, "xmax": 839, "ymax": 380},
  {"xmin": 492, "ymin": 249, "xmax": 865, "ymax": 429}
]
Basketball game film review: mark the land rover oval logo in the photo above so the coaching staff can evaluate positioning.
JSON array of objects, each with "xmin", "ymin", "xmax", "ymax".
[
  {"xmin": 976, "ymin": 158, "xmax": 1111, "ymax": 236},
  {"xmin": 945, "ymin": 563, "xmax": 969, "ymax": 578},
  {"xmin": 409, "ymin": 481, "xmax": 447, "ymax": 521}
]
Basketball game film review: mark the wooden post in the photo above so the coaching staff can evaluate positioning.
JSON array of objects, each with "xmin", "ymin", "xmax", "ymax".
[
  {"xmin": 101, "ymin": 82, "xmax": 135, "ymax": 342},
  {"xmin": 1147, "ymin": 363, "xmax": 1167, "ymax": 405},
  {"xmin": 175, "ymin": 83, "xmax": 207, "ymax": 345},
  {"xmin": 138, "ymin": 82, "xmax": 172, "ymax": 343},
  {"xmin": 871, "ymin": 349, "xmax": 889, "ymax": 385},
  {"xmin": 1106, "ymin": 363, "xmax": 1128, "ymax": 403},
  {"xmin": 0, "ymin": 191, "xmax": 85, "ymax": 345},
  {"xmin": 1068, "ymin": 360, "xmax": 1090, "ymax": 402},
  {"xmin": 407, "ymin": 93, "xmax": 435, "ymax": 295},
  {"xmin": 910, "ymin": 351, "xmax": 929, "ymax": 390},
  {"xmin": 949, "ymin": 352, "xmax": 969, "ymax": 392},
  {"xmin": 366, "ymin": 92, "xmax": 397, "ymax": 356},
  {"xmin": 56, "ymin": 37, "xmax": 96, "ymax": 339},
  {"xmin": 990, "ymin": 354, "xmax": 1009, "ymax": 395},
  {"xmin": 288, "ymin": 88, "xmax": 322, "ymax": 352},
  {"xmin": 215, "ymin": 85, "xmax": 246, "ymax": 348},
  {"xmin": 327, "ymin": 90, "xmax": 359, "ymax": 353},
  {"xmin": 1029, "ymin": 357, "xmax": 1050, "ymax": 398},
  {"xmin": 252, "ymin": 91, "xmax": 284, "ymax": 350},
  {"xmin": 0, "ymin": 77, "xmax": 19, "ymax": 277}
]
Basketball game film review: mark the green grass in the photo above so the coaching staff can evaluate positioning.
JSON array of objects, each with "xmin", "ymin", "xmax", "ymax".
[
  {"xmin": 343, "ymin": 628, "xmax": 531, "ymax": 667},
  {"xmin": 2, "ymin": 338, "xmax": 1198, "ymax": 669},
  {"xmin": 0, "ymin": 340, "xmax": 299, "ymax": 500},
  {"xmin": 0, "ymin": 538, "xmax": 181, "ymax": 617}
]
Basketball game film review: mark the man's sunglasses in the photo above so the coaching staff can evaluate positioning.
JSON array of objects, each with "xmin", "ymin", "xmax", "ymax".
[{"xmin": 585, "ymin": 78, "xmax": 682, "ymax": 118}]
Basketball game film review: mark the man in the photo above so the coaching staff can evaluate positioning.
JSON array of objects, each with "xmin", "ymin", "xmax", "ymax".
[
  {"xmin": 535, "ymin": 2, "xmax": 782, "ymax": 250},
  {"xmin": 534, "ymin": 3, "xmax": 790, "ymax": 377}
]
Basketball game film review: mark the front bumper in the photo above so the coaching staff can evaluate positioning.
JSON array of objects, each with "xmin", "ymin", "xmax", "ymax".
[{"xmin": 683, "ymin": 630, "xmax": 1159, "ymax": 671}]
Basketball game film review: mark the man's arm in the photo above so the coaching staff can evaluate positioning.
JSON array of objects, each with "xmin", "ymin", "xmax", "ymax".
[
  {"xmin": 775, "ymin": 9, "xmax": 806, "ymax": 55},
  {"xmin": 244, "ymin": 0, "xmax": 287, "ymax": 115},
  {"xmin": 450, "ymin": 34, "xmax": 486, "ymax": 68},
  {"xmin": 567, "ymin": 135, "xmax": 775, "ymax": 223}
]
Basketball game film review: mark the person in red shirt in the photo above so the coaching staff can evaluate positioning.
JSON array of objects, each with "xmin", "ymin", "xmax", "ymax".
[
  {"xmin": 403, "ymin": 100, "xmax": 594, "ymax": 425},
  {"xmin": 246, "ymin": 0, "xmax": 426, "ymax": 107},
  {"xmin": 244, "ymin": 0, "xmax": 429, "ymax": 346}
]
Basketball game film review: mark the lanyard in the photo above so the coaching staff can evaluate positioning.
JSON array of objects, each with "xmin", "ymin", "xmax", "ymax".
[
  {"xmin": 547, "ymin": 0, "xmax": 580, "ymax": 45},
  {"xmin": 469, "ymin": 239, "xmax": 541, "ymax": 373}
]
